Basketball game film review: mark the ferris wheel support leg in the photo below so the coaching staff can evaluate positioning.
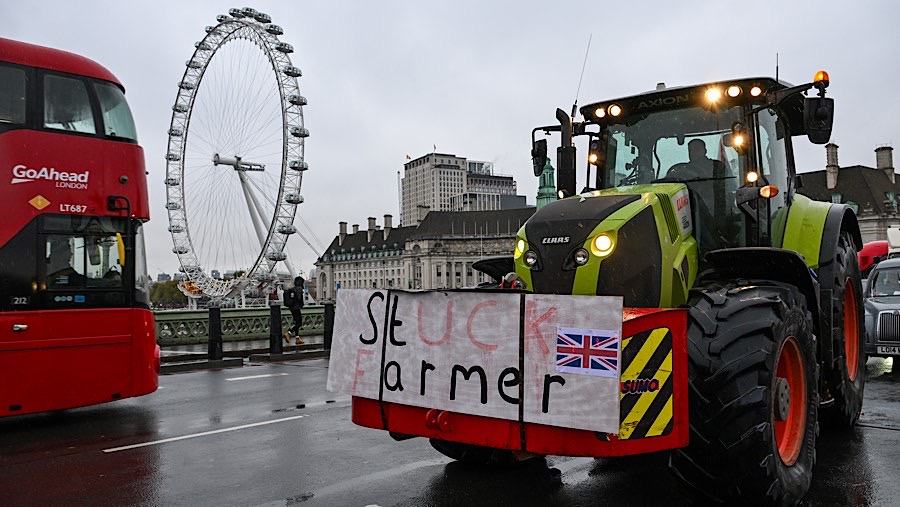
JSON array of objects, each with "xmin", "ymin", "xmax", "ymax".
[
  {"xmin": 240, "ymin": 172, "xmax": 298, "ymax": 279},
  {"xmin": 283, "ymin": 257, "xmax": 297, "ymax": 278},
  {"xmin": 237, "ymin": 171, "xmax": 270, "ymax": 248}
]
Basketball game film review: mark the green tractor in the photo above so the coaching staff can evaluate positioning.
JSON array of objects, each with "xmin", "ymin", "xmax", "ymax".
[{"xmin": 519, "ymin": 72, "xmax": 865, "ymax": 505}]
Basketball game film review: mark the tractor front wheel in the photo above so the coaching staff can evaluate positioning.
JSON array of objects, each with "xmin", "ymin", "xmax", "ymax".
[
  {"xmin": 820, "ymin": 230, "xmax": 866, "ymax": 428},
  {"xmin": 670, "ymin": 281, "xmax": 817, "ymax": 506}
]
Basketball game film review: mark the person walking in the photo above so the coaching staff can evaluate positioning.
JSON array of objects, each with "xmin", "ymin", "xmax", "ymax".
[{"xmin": 283, "ymin": 276, "xmax": 305, "ymax": 345}]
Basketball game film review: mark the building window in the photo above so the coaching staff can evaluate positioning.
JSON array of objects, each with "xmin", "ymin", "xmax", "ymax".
[{"xmin": 831, "ymin": 193, "xmax": 842, "ymax": 204}]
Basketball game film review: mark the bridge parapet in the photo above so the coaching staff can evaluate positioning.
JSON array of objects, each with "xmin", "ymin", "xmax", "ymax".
[{"xmin": 154, "ymin": 305, "xmax": 324, "ymax": 346}]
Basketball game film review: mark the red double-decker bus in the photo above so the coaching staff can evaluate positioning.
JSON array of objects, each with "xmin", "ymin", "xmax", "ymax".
[{"xmin": 0, "ymin": 38, "xmax": 158, "ymax": 417}]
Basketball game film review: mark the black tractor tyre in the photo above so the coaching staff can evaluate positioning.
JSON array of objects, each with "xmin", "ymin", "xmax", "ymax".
[
  {"xmin": 819, "ymin": 231, "xmax": 866, "ymax": 428},
  {"xmin": 669, "ymin": 281, "xmax": 818, "ymax": 507},
  {"xmin": 429, "ymin": 439, "xmax": 542, "ymax": 468}
]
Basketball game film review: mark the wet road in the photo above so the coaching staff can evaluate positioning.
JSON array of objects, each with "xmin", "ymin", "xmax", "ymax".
[{"xmin": 1, "ymin": 357, "xmax": 899, "ymax": 506}]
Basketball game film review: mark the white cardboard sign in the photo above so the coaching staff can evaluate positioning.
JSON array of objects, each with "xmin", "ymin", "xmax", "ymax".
[{"xmin": 326, "ymin": 289, "xmax": 623, "ymax": 433}]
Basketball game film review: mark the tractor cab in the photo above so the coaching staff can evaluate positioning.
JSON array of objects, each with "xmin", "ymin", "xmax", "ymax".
[{"xmin": 531, "ymin": 73, "xmax": 834, "ymax": 255}]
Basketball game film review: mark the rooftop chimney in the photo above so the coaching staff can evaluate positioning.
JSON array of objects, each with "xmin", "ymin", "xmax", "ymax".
[
  {"xmin": 367, "ymin": 217, "xmax": 376, "ymax": 242},
  {"xmin": 383, "ymin": 214, "xmax": 393, "ymax": 240},
  {"xmin": 876, "ymin": 146, "xmax": 895, "ymax": 184},
  {"xmin": 352, "ymin": 224, "xmax": 359, "ymax": 234},
  {"xmin": 826, "ymin": 143, "xmax": 839, "ymax": 190},
  {"xmin": 338, "ymin": 221, "xmax": 347, "ymax": 246}
]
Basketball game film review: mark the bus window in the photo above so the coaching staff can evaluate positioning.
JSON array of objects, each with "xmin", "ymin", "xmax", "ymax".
[
  {"xmin": 94, "ymin": 81, "xmax": 137, "ymax": 141},
  {"xmin": 134, "ymin": 222, "xmax": 150, "ymax": 306},
  {"xmin": 43, "ymin": 217, "xmax": 127, "ymax": 290},
  {"xmin": 46, "ymin": 236, "xmax": 87, "ymax": 288},
  {"xmin": 84, "ymin": 233, "xmax": 125, "ymax": 288},
  {"xmin": 0, "ymin": 64, "xmax": 26, "ymax": 124},
  {"xmin": 43, "ymin": 74, "xmax": 96, "ymax": 134}
]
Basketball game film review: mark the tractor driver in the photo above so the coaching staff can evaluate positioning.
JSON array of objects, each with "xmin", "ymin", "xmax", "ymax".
[
  {"xmin": 667, "ymin": 138, "xmax": 737, "ymax": 249},
  {"xmin": 667, "ymin": 138, "xmax": 729, "ymax": 181}
]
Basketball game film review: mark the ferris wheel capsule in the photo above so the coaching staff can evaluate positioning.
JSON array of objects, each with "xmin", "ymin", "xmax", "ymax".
[
  {"xmin": 282, "ymin": 65, "xmax": 302, "ymax": 77},
  {"xmin": 284, "ymin": 193, "xmax": 304, "ymax": 204},
  {"xmin": 288, "ymin": 94, "xmax": 307, "ymax": 106}
]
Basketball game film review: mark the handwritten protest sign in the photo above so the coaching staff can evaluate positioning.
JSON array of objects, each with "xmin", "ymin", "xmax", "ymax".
[{"xmin": 326, "ymin": 289, "xmax": 623, "ymax": 433}]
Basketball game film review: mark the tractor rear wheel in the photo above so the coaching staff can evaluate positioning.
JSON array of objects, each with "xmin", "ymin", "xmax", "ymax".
[
  {"xmin": 820, "ymin": 231, "xmax": 866, "ymax": 428},
  {"xmin": 670, "ymin": 281, "xmax": 817, "ymax": 506}
]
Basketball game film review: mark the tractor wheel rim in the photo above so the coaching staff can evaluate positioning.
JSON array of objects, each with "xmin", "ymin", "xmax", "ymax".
[
  {"xmin": 844, "ymin": 279, "xmax": 860, "ymax": 381},
  {"xmin": 774, "ymin": 335, "xmax": 807, "ymax": 465}
]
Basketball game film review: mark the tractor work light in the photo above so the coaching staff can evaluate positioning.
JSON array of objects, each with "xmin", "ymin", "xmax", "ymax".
[
  {"xmin": 732, "ymin": 134, "xmax": 745, "ymax": 148},
  {"xmin": 524, "ymin": 251, "xmax": 539, "ymax": 267},
  {"xmin": 591, "ymin": 233, "xmax": 615, "ymax": 257},
  {"xmin": 726, "ymin": 85, "xmax": 742, "ymax": 98},
  {"xmin": 705, "ymin": 87, "xmax": 722, "ymax": 103},
  {"xmin": 588, "ymin": 138, "xmax": 602, "ymax": 166},
  {"xmin": 515, "ymin": 239, "xmax": 526, "ymax": 259},
  {"xmin": 750, "ymin": 86, "xmax": 763, "ymax": 97},
  {"xmin": 746, "ymin": 171, "xmax": 759, "ymax": 184},
  {"xmin": 814, "ymin": 70, "xmax": 830, "ymax": 87},
  {"xmin": 594, "ymin": 107, "xmax": 606, "ymax": 119},
  {"xmin": 608, "ymin": 104, "xmax": 622, "ymax": 117}
]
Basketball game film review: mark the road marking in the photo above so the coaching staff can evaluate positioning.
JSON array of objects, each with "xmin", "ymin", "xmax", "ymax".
[
  {"xmin": 305, "ymin": 458, "xmax": 452, "ymax": 499},
  {"xmin": 102, "ymin": 414, "xmax": 308, "ymax": 453},
  {"xmin": 226, "ymin": 373, "xmax": 290, "ymax": 381}
]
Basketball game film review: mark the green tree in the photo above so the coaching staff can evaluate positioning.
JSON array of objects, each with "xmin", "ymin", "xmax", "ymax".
[{"xmin": 150, "ymin": 280, "xmax": 188, "ymax": 307}]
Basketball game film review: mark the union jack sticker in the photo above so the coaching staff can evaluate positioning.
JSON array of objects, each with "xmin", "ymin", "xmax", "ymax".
[{"xmin": 556, "ymin": 326, "xmax": 620, "ymax": 378}]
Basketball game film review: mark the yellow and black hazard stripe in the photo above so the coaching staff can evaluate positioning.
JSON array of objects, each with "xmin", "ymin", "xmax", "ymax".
[{"xmin": 617, "ymin": 327, "xmax": 674, "ymax": 439}]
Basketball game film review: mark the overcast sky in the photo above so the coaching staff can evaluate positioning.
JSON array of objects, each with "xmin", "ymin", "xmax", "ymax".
[{"xmin": 5, "ymin": 1, "xmax": 899, "ymax": 277}]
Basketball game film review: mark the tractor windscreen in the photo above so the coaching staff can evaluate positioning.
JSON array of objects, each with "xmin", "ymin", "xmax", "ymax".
[{"xmin": 595, "ymin": 105, "xmax": 744, "ymax": 191}]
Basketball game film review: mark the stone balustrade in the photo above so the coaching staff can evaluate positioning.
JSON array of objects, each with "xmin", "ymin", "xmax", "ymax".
[{"xmin": 154, "ymin": 305, "xmax": 324, "ymax": 346}]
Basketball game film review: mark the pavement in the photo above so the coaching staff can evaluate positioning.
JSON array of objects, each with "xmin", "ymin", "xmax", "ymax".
[{"xmin": 159, "ymin": 334, "xmax": 328, "ymax": 373}]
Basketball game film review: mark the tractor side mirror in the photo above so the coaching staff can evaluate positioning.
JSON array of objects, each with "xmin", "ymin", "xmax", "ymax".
[
  {"xmin": 532, "ymin": 139, "xmax": 548, "ymax": 177},
  {"xmin": 804, "ymin": 96, "xmax": 834, "ymax": 145}
]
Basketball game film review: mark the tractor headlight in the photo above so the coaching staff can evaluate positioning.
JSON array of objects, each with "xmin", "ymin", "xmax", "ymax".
[
  {"xmin": 514, "ymin": 239, "xmax": 526, "ymax": 259},
  {"xmin": 524, "ymin": 251, "xmax": 539, "ymax": 267},
  {"xmin": 590, "ymin": 233, "xmax": 615, "ymax": 257}
]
